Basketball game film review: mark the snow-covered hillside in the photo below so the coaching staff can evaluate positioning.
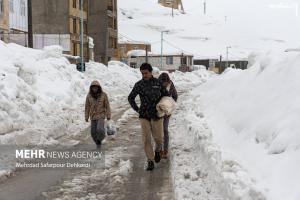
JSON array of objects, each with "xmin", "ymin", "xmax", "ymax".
[{"xmin": 119, "ymin": 0, "xmax": 300, "ymax": 59}]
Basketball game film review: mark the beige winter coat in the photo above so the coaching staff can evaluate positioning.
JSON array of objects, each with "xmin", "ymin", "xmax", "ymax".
[{"xmin": 85, "ymin": 80, "xmax": 111, "ymax": 121}]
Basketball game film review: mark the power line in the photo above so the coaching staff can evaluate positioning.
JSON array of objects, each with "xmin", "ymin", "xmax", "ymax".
[
  {"xmin": 163, "ymin": 39, "xmax": 204, "ymax": 57},
  {"xmin": 119, "ymin": 32, "xmax": 161, "ymax": 45}
]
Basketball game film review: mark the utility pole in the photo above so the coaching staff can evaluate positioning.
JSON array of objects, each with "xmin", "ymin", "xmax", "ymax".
[
  {"xmin": 80, "ymin": 0, "xmax": 84, "ymax": 72},
  {"xmin": 204, "ymin": 1, "xmax": 206, "ymax": 15},
  {"xmin": 161, "ymin": 30, "xmax": 169, "ymax": 70},
  {"xmin": 172, "ymin": 0, "xmax": 174, "ymax": 18},
  {"xmin": 226, "ymin": 46, "xmax": 231, "ymax": 69},
  {"xmin": 219, "ymin": 54, "xmax": 222, "ymax": 74},
  {"xmin": 180, "ymin": 0, "xmax": 185, "ymax": 13},
  {"xmin": 27, "ymin": 0, "xmax": 33, "ymax": 48}
]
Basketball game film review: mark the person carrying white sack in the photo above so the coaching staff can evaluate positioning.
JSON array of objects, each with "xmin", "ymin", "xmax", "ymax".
[{"xmin": 157, "ymin": 73, "xmax": 178, "ymax": 159}]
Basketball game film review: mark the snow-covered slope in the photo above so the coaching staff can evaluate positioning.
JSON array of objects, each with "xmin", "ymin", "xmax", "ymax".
[
  {"xmin": 119, "ymin": 0, "xmax": 300, "ymax": 59},
  {"xmin": 182, "ymin": 50, "xmax": 300, "ymax": 200}
]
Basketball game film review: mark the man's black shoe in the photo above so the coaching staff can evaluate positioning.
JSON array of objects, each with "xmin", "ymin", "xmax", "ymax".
[
  {"xmin": 146, "ymin": 160, "xmax": 154, "ymax": 171},
  {"xmin": 154, "ymin": 151, "xmax": 161, "ymax": 163}
]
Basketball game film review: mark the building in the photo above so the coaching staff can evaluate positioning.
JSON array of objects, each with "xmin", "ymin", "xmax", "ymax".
[
  {"xmin": 214, "ymin": 60, "xmax": 248, "ymax": 73},
  {"xmin": 128, "ymin": 53, "xmax": 193, "ymax": 72},
  {"xmin": 115, "ymin": 41, "xmax": 151, "ymax": 63},
  {"xmin": 30, "ymin": 0, "xmax": 89, "ymax": 60},
  {"xmin": 9, "ymin": 0, "xmax": 27, "ymax": 33},
  {"xmin": 158, "ymin": 0, "xmax": 182, "ymax": 10},
  {"xmin": 193, "ymin": 59, "xmax": 219, "ymax": 70},
  {"xmin": 88, "ymin": 0, "xmax": 118, "ymax": 65},
  {"xmin": 0, "ymin": 0, "xmax": 9, "ymax": 42}
]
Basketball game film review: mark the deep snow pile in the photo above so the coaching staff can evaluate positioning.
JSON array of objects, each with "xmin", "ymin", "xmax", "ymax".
[
  {"xmin": 181, "ymin": 51, "xmax": 300, "ymax": 200},
  {"xmin": 0, "ymin": 41, "xmax": 140, "ymax": 146}
]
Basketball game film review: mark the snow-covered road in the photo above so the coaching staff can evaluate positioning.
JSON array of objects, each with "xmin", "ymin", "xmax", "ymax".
[{"xmin": 0, "ymin": 88, "xmax": 228, "ymax": 200}]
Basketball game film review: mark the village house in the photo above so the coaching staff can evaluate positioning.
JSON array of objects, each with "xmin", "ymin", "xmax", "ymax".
[
  {"xmin": 114, "ymin": 41, "xmax": 151, "ymax": 63},
  {"xmin": 158, "ymin": 0, "xmax": 182, "ymax": 10},
  {"xmin": 214, "ymin": 60, "xmax": 248, "ymax": 73},
  {"xmin": 128, "ymin": 52, "xmax": 193, "ymax": 72},
  {"xmin": 193, "ymin": 58, "xmax": 219, "ymax": 70}
]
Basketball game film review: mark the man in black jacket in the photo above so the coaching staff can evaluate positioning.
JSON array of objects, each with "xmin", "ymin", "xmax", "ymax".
[{"xmin": 128, "ymin": 63, "xmax": 169, "ymax": 171}]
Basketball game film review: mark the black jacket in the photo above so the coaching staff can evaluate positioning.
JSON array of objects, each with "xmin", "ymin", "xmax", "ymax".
[{"xmin": 128, "ymin": 76, "xmax": 170, "ymax": 120}]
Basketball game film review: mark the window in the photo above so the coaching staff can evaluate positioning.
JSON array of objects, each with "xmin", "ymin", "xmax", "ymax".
[
  {"xmin": 83, "ymin": 21, "xmax": 87, "ymax": 34},
  {"xmin": 130, "ymin": 62, "xmax": 137, "ymax": 68},
  {"xmin": 72, "ymin": 0, "xmax": 76, "ymax": 8},
  {"xmin": 73, "ymin": 43, "xmax": 77, "ymax": 56},
  {"xmin": 73, "ymin": 18, "xmax": 77, "ymax": 33},
  {"xmin": 109, "ymin": 37, "xmax": 116, "ymax": 48},
  {"xmin": 9, "ymin": 0, "xmax": 14, "ymax": 12},
  {"xmin": 166, "ymin": 56, "xmax": 173, "ymax": 65},
  {"xmin": 181, "ymin": 56, "xmax": 187, "ymax": 65},
  {"xmin": 20, "ymin": 0, "xmax": 25, "ymax": 16},
  {"xmin": 114, "ymin": 18, "xmax": 117, "ymax": 29}
]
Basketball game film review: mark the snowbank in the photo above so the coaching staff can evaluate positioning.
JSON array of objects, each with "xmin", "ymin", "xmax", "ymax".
[
  {"xmin": 185, "ymin": 51, "xmax": 300, "ymax": 200},
  {"xmin": 0, "ymin": 41, "xmax": 140, "ymax": 146}
]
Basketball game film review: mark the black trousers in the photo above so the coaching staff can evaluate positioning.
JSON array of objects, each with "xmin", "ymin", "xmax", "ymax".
[{"xmin": 91, "ymin": 119, "xmax": 105, "ymax": 145}]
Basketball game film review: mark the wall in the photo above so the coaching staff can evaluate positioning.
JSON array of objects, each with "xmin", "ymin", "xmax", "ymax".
[
  {"xmin": 88, "ymin": 0, "xmax": 108, "ymax": 64},
  {"xmin": 88, "ymin": 0, "xmax": 118, "ymax": 64},
  {"xmin": 0, "ymin": 0, "xmax": 9, "ymax": 32},
  {"xmin": 115, "ymin": 43, "xmax": 151, "ymax": 61},
  {"xmin": 9, "ymin": 0, "xmax": 28, "ymax": 32},
  {"xmin": 31, "ymin": 0, "xmax": 69, "ymax": 34},
  {"xmin": 129, "ymin": 56, "xmax": 190, "ymax": 71}
]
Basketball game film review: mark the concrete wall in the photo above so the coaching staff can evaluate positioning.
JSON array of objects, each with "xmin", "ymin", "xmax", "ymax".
[
  {"xmin": 88, "ymin": 0, "xmax": 108, "ymax": 64},
  {"xmin": 88, "ymin": 0, "xmax": 118, "ymax": 65},
  {"xmin": 31, "ymin": 0, "xmax": 69, "ymax": 34},
  {"xmin": 0, "ymin": 0, "xmax": 9, "ymax": 38}
]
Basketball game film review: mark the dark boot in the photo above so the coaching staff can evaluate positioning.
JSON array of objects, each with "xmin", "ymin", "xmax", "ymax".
[
  {"xmin": 154, "ymin": 151, "xmax": 161, "ymax": 163},
  {"xmin": 146, "ymin": 160, "xmax": 154, "ymax": 171},
  {"xmin": 96, "ymin": 141, "xmax": 102, "ymax": 149}
]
